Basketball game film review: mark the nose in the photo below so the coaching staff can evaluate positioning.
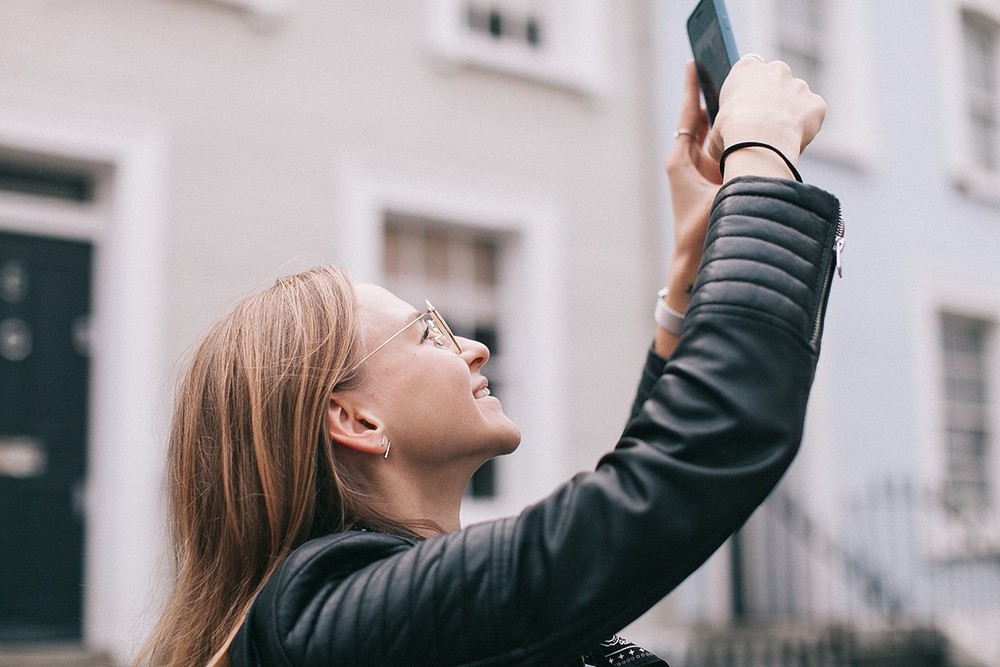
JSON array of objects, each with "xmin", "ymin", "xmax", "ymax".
[{"xmin": 458, "ymin": 336, "xmax": 489, "ymax": 371}]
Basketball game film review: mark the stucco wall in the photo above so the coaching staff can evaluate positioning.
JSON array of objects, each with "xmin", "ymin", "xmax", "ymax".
[{"xmin": 0, "ymin": 1, "xmax": 664, "ymax": 659}]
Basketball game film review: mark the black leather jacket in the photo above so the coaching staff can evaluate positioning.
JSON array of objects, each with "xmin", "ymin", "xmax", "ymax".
[{"xmin": 230, "ymin": 176, "xmax": 843, "ymax": 667}]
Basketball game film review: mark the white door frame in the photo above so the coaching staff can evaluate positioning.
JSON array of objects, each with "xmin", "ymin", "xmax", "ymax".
[{"xmin": 0, "ymin": 104, "xmax": 168, "ymax": 662}]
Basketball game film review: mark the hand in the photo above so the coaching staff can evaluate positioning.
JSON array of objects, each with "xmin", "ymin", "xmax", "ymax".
[
  {"xmin": 663, "ymin": 61, "xmax": 720, "ymax": 298},
  {"xmin": 655, "ymin": 62, "xmax": 720, "ymax": 358},
  {"xmin": 708, "ymin": 55, "xmax": 827, "ymax": 166}
]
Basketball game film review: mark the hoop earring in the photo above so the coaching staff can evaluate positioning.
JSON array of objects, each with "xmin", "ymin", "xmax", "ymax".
[{"xmin": 380, "ymin": 435, "xmax": 391, "ymax": 459}]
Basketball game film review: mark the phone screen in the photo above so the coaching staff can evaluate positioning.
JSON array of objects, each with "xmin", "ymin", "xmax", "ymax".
[{"xmin": 687, "ymin": 0, "xmax": 739, "ymax": 124}]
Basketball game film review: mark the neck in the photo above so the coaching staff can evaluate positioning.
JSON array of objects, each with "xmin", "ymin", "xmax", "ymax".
[{"xmin": 370, "ymin": 461, "xmax": 476, "ymax": 537}]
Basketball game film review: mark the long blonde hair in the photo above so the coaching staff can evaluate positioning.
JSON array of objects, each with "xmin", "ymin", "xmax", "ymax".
[{"xmin": 138, "ymin": 266, "xmax": 410, "ymax": 666}]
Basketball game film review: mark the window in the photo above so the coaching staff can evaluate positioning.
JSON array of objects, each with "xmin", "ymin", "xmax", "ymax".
[
  {"xmin": 940, "ymin": 312, "xmax": 995, "ymax": 516},
  {"xmin": 336, "ymin": 169, "xmax": 568, "ymax": 525},
  {"xmin": 774, "ymin": 0, "xmax": 825, "ymax": 94},
  {"xmin": 382, "ymin": 212, "xmax": 509, "ymax": 499},
  {"xmin": 756, "ymin": 0, "xmax": 871, "ymax": 167},
  {"xmin": 465, "ymin": 2, "xmax": 543, "ymax": 49},
  {"xmin": 963, "ymin": 10, "xmax": 1000, "ymax": 173},
  {"xmin": 946, "ymin": 3, "xmax": 1000, "ymax": 200},
  {"xmin": 426, "ymin": 0, "xmax": 608, "ymax": 95}
]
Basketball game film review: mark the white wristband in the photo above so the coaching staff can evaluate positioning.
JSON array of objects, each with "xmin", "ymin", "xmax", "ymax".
[{"xmin": 654, "ymin": 288, "xmax": 685, "ymax": 335}]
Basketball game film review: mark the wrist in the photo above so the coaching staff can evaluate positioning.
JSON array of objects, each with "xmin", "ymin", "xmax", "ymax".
[
  {"xmin": 720, "ymin": 142, "xmax": 802, "ymax": 182},
  {"xmin": 659, "ymin": 280, "xmax": 692, "ymax": 313},
  {"xmin": 719, "ymin": 122, "xmax": 801, "ymax": 162},
  {"xmin": 666, "ymin": 253, "xmax": 699, "ymax": 292},
  {"xmin": 655, "ymin": 288, "xmax": 686, "ymax": 334}
]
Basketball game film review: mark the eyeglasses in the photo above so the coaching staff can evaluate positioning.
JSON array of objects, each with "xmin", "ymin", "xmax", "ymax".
[{"xmin": 350, "ymin": 300, "xmax": 462, "ymax": 372}]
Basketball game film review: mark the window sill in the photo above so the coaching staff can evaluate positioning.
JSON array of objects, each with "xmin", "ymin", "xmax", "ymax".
[
  {"xmin": 426, "ymin": 43, "xmax": 606, "ymax": 98},
  {"xmin": 805, "ymin": 132, "xmax": 874, "ymax": 174},
  {"xmin": 953, "ymin": 167, "xmax": 1000, "ymax": 206},
  {"xmin": 926, "ymin": 508, "xmax": 1000, "ymax": 563},
  {"xmin": 202, "ymin": 0, "xmax": 293, "ymax": 26}
]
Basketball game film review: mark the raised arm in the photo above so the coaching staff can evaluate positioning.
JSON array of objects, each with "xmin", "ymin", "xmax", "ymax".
[{"xmin": 656, "ymin": 56, "xmax": 826, "ymax": 359}]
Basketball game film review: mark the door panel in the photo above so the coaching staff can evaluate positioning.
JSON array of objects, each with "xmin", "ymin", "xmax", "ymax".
[{"xmin": 0, "ymin": 230, "xmax": 91, "ymax": 641}]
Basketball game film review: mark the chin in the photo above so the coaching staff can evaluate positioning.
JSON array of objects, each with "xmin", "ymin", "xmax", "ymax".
[
  {"xmin": 494, "ymin": 424, "xmax": 522, "ymax": 456},
  {"xmin": 476, "ymin": 401, "xmax": 521, "ymax": 453},
  {"xmin": 475, "ymin": 420, "xmax": 520, "ymax": 458}
]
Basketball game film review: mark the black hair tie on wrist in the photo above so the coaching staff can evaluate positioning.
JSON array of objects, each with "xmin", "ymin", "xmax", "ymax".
[{"xmin": 719, "ymin": 141, "xmax": 803, "ymax": 183}]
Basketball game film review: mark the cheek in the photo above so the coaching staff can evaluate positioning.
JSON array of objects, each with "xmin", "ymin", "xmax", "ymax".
[
  {"xmin": 372, "ymin": 355, "xmax": 456, "ymax": 418},
  {"xmin": 375, "ymin": 356, "xmax": 467, "ymax": 421}
]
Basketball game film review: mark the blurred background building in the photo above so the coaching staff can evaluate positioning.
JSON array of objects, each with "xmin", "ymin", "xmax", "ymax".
[
  {"xmin": 0, "ymin": 1, "xmax": 997, "ymax": 665},
  {"xmin": 655, "ymin": 1, "xmax": 1000, "ymax": 665}
]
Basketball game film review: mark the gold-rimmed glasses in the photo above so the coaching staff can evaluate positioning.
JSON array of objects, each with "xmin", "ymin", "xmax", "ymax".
[{"xmin": 349, "ymin": 300, "xmax": 461, "ymax": 373}]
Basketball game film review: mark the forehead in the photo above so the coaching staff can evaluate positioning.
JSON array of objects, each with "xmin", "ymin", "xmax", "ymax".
[{"xmin": 354, "ymin": 284, "xmax": 420, "ymax": 337}]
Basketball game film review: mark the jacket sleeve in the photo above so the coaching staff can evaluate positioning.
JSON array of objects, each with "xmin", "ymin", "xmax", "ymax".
[{"xmin": 247, "ymin": 176, "xmax": 843, "ymax": 667}]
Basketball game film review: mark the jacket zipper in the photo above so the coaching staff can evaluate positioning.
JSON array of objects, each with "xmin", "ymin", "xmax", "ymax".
[{"xmin": 810, "ymin": 208, "xmax": 845, "ymax": 349}]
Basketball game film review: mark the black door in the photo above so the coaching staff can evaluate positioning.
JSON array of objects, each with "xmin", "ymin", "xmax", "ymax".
[{"xmin": 0, "ymin": 230, "xmax": 91, "ymax": 641}]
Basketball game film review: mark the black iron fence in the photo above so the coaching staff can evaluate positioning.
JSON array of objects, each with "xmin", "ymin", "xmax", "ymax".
[
  {"xmin": 681, "ymin": 479, "xmax": 1000, "ymax": 666},
  {"xmin": 682, "ymin": 623, "xmax": 950, "ymax": 667}
]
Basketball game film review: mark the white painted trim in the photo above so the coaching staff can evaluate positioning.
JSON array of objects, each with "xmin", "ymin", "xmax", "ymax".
[
  {"xmin": 207, "ymin": 0, "xmax": 294, "ymax": 18},
  {"xmin": 335, "ymin": 162, "xmax": 568, "ymax": 523},
  {"xmin": 911, "ymin": 275, "xmax": 1000, "ymax": 556},
  {"xmin": 0, "ymin": 105, "xmax": 168, "ymax": 662},
  {"xmin": 941, "ymin": 0, "xmax": 1000, "ymax": 204},
  {"xmin": 745, "ymin": 0, "xmax": 876, "ymax": 171},
  {"xmin": 424, "ymin": 0, "xmax": 610, "ymax": 97}
]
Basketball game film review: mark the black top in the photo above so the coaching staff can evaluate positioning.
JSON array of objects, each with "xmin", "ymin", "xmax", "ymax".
[{"xmin": 230, "ymin": 176, "xmax": 843, "ymax": 666}]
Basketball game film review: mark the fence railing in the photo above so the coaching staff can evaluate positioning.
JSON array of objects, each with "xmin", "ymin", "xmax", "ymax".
[
  {"xmin": 681, "ymin": 478, "xmax": 1000, "ymax": 666},
  {"xmin": 682, "ymin": 623, "xmax": 950, "ymax": 667},
  {"xmin": 731, "ymin": 480, "xmax": 1000, "ymax": 623}
]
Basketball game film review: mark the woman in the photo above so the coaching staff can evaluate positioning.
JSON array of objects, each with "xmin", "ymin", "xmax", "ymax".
[{"xmin": 140, "ymin": 56, "xmax": 840, "ymax": 666}]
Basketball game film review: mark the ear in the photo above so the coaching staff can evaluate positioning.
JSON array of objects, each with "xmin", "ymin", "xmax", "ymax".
[{"xmin": 327, "ymin": 393, "xmax": 386, "ymax": 457}]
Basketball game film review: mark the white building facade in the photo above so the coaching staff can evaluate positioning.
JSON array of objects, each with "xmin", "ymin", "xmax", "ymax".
[
  {"xmin": 0, "ymin": 1, "xmax": 666, "ymax": 663},
  {"xmin": 653, "ymin": 1, "xmax": 1000, "ymax": 665},
  {"xmin": 4, "ymin": 0, "xmax": 1000, "ymax": 664}
]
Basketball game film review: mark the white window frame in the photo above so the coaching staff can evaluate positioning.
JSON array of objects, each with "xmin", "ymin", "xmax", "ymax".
[
  {"xmin": 336, "ymin": 162, "xmax": 568, "ymax": 525},
  {"xmin": 942, "ymin": 0, "xmax": 1000, "ymax": 203},
  {"xmin": 380, "ymin": 217, "xmax": 511, "ymax": 501},
  {"xmin": 913, "ymin": 277, "xmax": 1000, "ymax": 559},
  {"xmin": 0, "ymin": 105, "xmax": 168, "ymax": 661},
  {"xmin": 939, "ymin": 311, "xmax": 995, "ymax": 514},
  {"xmin": 425, "ymin": 0, "xmax": 610, "ymax": 97},
  {"xmin": 740, "ymin": 0, "xmax": 874, "ymax": 169}
]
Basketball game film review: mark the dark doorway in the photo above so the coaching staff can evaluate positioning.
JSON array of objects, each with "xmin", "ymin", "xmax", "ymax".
[{"xmin": 0, "ymin": 230, "xmax": 92, "ymax": 641}]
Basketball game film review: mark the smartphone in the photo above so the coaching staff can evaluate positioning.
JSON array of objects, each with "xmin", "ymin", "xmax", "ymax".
[{"xmin": 686, "ymin": 0, "xmax": 740, "ymax": 124}]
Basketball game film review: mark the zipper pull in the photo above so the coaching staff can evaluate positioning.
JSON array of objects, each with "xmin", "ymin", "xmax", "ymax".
[{"xmin": 835, "ymin": 235, "xmax": 845, "ymax": 278}]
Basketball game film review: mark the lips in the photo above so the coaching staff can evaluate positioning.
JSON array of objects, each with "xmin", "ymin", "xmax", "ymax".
[{"xmin": 473, "ymin": 379, "xmax": 491, "ymax": 399}]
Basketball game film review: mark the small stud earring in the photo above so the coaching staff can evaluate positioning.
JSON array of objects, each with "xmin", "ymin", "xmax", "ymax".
[{"xmin": 380, "ymin": 435, "xmax": 391, "ymax": 459}]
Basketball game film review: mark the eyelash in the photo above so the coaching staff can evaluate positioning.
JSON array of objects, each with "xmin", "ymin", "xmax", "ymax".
[{"xmin": 419, "ymin": 320, "xmax": 447, "ymax": 348}]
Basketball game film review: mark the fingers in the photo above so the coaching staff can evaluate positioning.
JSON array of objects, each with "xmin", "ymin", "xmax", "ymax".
[
  {"xmin": 679, "ymin": 61, "xmax": 703, "ymax": 128},
  {"xmin": 669, "ymin": 63, "xmax": 709, "ymax": 163},
  {"xmin": 680, "ymin": 62, "xmax": 710, "ymax": 143}
]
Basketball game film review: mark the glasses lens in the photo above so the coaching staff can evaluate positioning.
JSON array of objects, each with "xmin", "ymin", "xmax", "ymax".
[{"xmin": 426, "ymin": 305, "xmax": 461, "ymax": 354}]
